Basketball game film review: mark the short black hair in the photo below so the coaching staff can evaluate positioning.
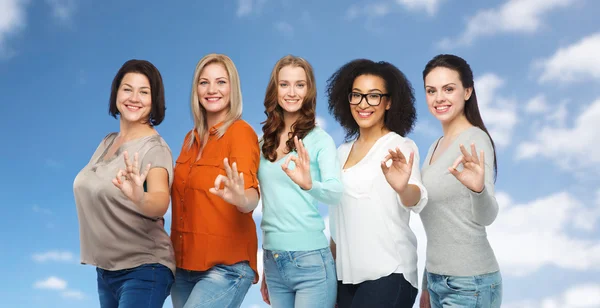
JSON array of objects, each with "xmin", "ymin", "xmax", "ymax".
[
  {"xmin": 326, "ymin": 59, "xmax": 416, "ymax": 141},
  {"xmin": 109, "ymin": 59, "xmax": 166, "ymax": 126}
]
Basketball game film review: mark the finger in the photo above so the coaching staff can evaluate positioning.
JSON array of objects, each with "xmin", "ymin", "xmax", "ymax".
[
  {"xmin": 140, "ymin": 163, "xmax": 151, "ymax": 182},
  {"xmin": 380, "ymin": 160, "xmax": 389, "ymax": 173},
  {"xmin": 293, "ymin": 136, "xmax": 301, "ymax": 155},
  {"xmin": 408, "ymin": 151, "xmax": 414, "ymax": 169},
  {"xmin": 223, "ymin": 158, "xmax": 233, "ymax": 180},
  {"xmin": 395, "ymin": 147, "xmax": 407, "ymax": 163},
  {"xmin": 123, "ymin": 151, "xmax": 132, "ymax": 173},
  {"xmin": 238, "ymin": 172, "xmax": 245, "ymax": 186},
  {"xmin": 451, "ymin": 155, "xmax": 464, "ymax": 170},
  {"xmin": 112, "ymin": 178, "xmax": 121, "ymax": 188},
  {"xmin": 470, "ymin": 143, "xmax": 480, "ymax": 165},
  {"xmin": 448, "ymin": 166, "xmax": 460, "ymax": 178},
  {"xmin": 281, "ymin": 155, "xmax": 294, "ymax": 171},
  {"xmin": 208, "ymin": 187, "xmax": 224, "ymax": 198},
  {"xmin": 480, "ymin": 150, "xmax": 485, "ymax": 168},
  {"xmin": 213, "ymin": 174, "xmax": 228, "ymax": 190},
  {"xmin": 459, "ymin": 144, "xmax": 472, "ymax": 162},
  {"xmin": 299, "ymin": 139, "xmax": 309, "ymax": 162},
  {"xmin": 133, "ymin": 152, "xmax": 140, "ymax": 174},
  {"xmin": 231, "ymin": 162, "xmax": 240, "ymax": 181}
]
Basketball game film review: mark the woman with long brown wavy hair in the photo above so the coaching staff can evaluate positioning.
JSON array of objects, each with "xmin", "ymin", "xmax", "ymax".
[{"xmin": 258, "ymin": 55, "xmax": 342, "ymax": 308}]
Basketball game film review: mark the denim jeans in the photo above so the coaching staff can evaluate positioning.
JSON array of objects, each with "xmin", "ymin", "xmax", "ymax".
[
  {"xmin": 427, "ymin": 271, "xmax": 502, "ymax": 308},
  {"xmin": 171, "ymin": 262, "xmax": 254, "ymax": 308},
  {"xmin": 264, "ymin": 247, "xmax": 337, "ymax": 308},
  {"xmin": 96, "ymin": 263, "xmax": 174, "ymax": 308},
  {"xmin": 337, "ymin": 273, "xmax": 417, "ymax": 308}
]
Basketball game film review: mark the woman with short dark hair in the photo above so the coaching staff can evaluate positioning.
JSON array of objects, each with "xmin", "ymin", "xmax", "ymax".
[{"xmin": 74, "ymin": 59, "xmax": 175, "ymax": 308}]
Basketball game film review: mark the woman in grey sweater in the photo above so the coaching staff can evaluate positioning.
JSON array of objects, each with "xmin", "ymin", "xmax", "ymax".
[{"xmin": 418, "ymin": 54, "xmax": 502, "ymax": 308}]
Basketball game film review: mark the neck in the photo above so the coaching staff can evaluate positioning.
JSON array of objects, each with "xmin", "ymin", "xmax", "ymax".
[
  {"xmin": 119, "ymin": 119, "xmax": 154, "ymax": 141},
  {"xmin": 283, "ymin": 112, "xmax": 300, "ymax": 132},
  {"xmin": 357, "ymin": 123, "xmax": 389, "ymax": 144},
  {"xmin": 441, "ymin": 114, "xmax": 472, "ymax": 139},
  {"xmin": 206, "ymin": 109, "xmax": 228, "ymax": 129}
]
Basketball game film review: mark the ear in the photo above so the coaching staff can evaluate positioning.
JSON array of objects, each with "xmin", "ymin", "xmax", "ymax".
[
  {"xmin": 385, "ymin": 99, "xmax": 391, "ymax": 111},
  {"xmin": 464, "ymin": 87, "xmax": 473, "ymax": 101}
]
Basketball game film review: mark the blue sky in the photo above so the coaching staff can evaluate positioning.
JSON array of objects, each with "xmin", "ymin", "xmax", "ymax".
[{"xmin": 1, "ymin": 0, "xmax": 599, "ymax": 307}]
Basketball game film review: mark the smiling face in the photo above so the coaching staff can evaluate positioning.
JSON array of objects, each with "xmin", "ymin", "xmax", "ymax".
[
  {"xmin": 116, "ymin": 72, "xmax": 152, "ymax": 124},
  {"xmin": 350, "ymin": 74, "xmax": 390, "ymax": 131},
  {"xmin": 424, "ymin": 66, "xmax": 472, "ymax": 125},
  {"xmin": 197, "ymin": 62, "xmax": 231, "ymax": 119},
  {"xmin": 277, "ymin": 65, "xmax": 308, "ymax": 116}
]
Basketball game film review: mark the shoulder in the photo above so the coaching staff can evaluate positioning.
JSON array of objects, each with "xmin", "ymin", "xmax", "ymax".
[
  {"xmin": 144, "ymin": 135, "xmax": 173, "ymax": 155},
  {"xmin": 462, "ymin": 127, "xmax": 493, "ymax": 148},
  {"xmin": 227, "ymin": 120, "xmax": 259, "ymax": 139}
]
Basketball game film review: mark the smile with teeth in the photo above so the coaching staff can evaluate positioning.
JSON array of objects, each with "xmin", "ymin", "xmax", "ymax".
[
  {"xmin": 125, "ymin": 105, "xmax": 141, "ymax": 111},
  {"xmin": 285, "ymin": 99, "xmax": 300, "ymax": 104},
  {"xmin": 435, "ymin": 105, "xmax": 451, "ymax": 113},
  {"xmin": 356, "ymin": 110, "xmax": 373, "ymax": 118},
  {"xmin": 205, "ymin": 97, "xmax": 221, "ymax": 102}
]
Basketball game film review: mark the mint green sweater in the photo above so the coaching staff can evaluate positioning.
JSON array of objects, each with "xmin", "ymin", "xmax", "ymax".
[{"xmin": 258, "ymin": 127, "xmax": 343, "ymax": 251}]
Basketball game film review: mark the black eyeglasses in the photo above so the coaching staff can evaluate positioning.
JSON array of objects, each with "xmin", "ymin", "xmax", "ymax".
[{"xmin": 348, "ymin": 92, "xmax": 390, "ymax": 106}]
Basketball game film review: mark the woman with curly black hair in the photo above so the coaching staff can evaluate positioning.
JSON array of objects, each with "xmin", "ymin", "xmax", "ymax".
[
  {"xmin": 327, "ymin": 59, "xmax": 428, "ymax": 308},
  {"xmin": 258, "ymin": 55, "xmax": 342, "ymax": 308}
]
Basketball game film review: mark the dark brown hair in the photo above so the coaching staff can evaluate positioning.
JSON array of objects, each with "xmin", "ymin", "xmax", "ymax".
[
  {"xmin": 109, "ymin": 59, "xmax": 166, "ymax": 126},
  {"xmin": 261, "ymin": 55, "xmax": 317, "ymax": 162}
]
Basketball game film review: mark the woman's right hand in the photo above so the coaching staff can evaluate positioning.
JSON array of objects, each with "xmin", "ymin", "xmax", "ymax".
[
  {"xmin": 261, "ymin": 272, "xmax": 270, "ymax": 305},
  {"xmin": 420, "ymin": 289, "xmax": 431, "ymax": 308}
]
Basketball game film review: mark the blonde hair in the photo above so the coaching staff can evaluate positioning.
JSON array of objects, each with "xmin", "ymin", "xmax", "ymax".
[{"xmin": 187, "ymin": 54, "xmax": 243, "ymax": 155}]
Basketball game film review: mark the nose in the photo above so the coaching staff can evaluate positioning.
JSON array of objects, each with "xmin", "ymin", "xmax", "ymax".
[
  {"xmin": 288, "ymin": 86, "xmax": 296, "ymax": 97},
  {"xmin": 130, "ymin": 91, "xmax": 142, "ymax": 102},
  {"xmin": 208, "ymin": 82, "xmax": 217, "ymax": 94},
  {"xmin": 358, "ymin": 96, "xmax": 369, "ymax": 109},
  {"xmin": 435, "ymin": 91, "xmax": 445, "ymax": 103}
]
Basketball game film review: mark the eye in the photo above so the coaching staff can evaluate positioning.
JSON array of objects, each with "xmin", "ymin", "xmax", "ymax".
[
  {"xmin": 351, "ymin": 92, "xmax": 361, "ymax": 98},
  {"xmin": 123, "ymin": 88, "xmax": 132, "ymax": 92},
  {"xmin": 141, "ymin": 91, "xmax": 150, "ymax": 95},
  {"xmin": 297, "ymin": 83, "xmax": 306, "ymax": 88},
  {"xmin": 368, "ymin": 93, "xmax": 380, "ymax": 100},
  {"xmin": 218, "ymin": 80, "xmax": 227, "ymax": 85},
  {"xmin": 279, "ymin": 83, "xmax": 288, "ymax": 88},
  {"xmin": 199, "ymin": 81, "xmax": 208, "ymax": 85},
  {"xmin": 426, "ymin": 89, "xmax": 435, "ymax": 94},
  {"xmin": 445, "ymin": 87, "xmax": 454, "ymax": 93}
]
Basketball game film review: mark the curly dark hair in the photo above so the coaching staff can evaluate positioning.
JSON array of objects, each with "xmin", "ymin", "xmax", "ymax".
[
  {"xmin": 261, "ymin": 55, "xmax": 317, "ymax": 162},
  {"xmin": 326, "ymin": 59, "xmax": 416, "ymax": 141}
]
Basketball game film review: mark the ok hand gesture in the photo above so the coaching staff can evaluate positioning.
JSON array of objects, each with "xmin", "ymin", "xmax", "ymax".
[
  {"xmin": 209, "ymin": 158, "xmax": 248, "ymax": 207},
  {"xmin": 112, "ymin": 151, "xmax": 151, "ymax": 205},
  {"xmin": 381, "ymin": 147, "xmax": 414, "ymax": 194},
  {"xmin": 281, "ymin": 136, "xmax": 313, "ymax": 190},
  {"xmin": 449, "ymin": 143, "xmax": 485, "ymax": 193}
]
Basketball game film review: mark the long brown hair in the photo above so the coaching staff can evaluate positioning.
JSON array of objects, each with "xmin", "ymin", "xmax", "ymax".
[{"xmin": 261, "ymin": 55, "xmax": 317, "ymax": 162}]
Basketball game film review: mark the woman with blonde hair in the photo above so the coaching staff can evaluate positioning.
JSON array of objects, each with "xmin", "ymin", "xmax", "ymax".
[
  {"xmin": 170, "ymin": 54, "xmax": 261, "ymax": 308},
  {"xmin": 258, "ymin": 55, "xmax": 342, "ymax": 308}
]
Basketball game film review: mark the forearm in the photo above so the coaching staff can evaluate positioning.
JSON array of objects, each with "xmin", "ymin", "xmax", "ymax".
[
  {"xmin": 136, "ymin": 192, "xmax": 170, "ymax": 217},
  {"xmin": 234, "ymin": 188, "xmax": 260, "ymax": 213},
  {"xmin": 396, "ymin": 184, "xmax": 421, "ymax": 207}
]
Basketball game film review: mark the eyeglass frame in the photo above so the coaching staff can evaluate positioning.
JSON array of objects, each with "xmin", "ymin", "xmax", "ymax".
[{"xmin": 347, "ymin": 92, "xmax": 390, "ymax": 106}]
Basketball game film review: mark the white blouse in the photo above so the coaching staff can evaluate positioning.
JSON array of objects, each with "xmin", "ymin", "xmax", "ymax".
[{"xmin": 331, "ymin": 132, "xmax": 428, "ymax": 288}]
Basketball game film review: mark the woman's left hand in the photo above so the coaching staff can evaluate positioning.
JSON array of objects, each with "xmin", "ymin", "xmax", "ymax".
[
  {"xmin": 449, "ymin": 143, "xmax": 485, "ymax": 193},
  {"xmin": 281, "ymin": 136, "xmax": 313, "ymax": 190}
]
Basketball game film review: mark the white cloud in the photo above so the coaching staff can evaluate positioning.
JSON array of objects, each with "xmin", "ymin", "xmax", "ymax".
[
  {"xmin": 516, "ymin": 98, "xmax": 600, "ymax": 172},
  {"xmin": 274, "ymin": 21, "xmax": 293, "ymax": 39},
  {"xmin": 488, "ymin": 191, "xmax": 600, "ymax": 276},
  {"xmin": 0, "ymin": 0, "xmax": 29, "ymax": 56},
  {"xmin": 34, "ymin": 277, "xmax": 67, "ymax": 290},
  {"xmin": 316, "ymin": 116, "xmax": 327, "ymax": 130},
  {"xmin": 257, "ymin": 249, "xmax": 264, "ymax": 283},
  {"xmin": 395, "ymin": 0, "xmax": 445, "ymax": 16},
  {"xmin": 61, "ymin": 290, "xmax": 85, "ymax": 300},
  {"xmin": 45, "ymin": 0, "xmax": 76, "ymax": 24},
  {"xmin": 474, "ymin": 73, "xmax": 518, "ymax": 148},
  {"xmin": 525, "ymin": 94, "xmax": 549, "ymax": 114},
  {"xmin": 505, "ymin": 283, "xmax": 600, "ymax": 308},
  {"xmin": 413, "ymin": 119, "xmax": 439, "ymax": 138},
  {"xmin": 440, "ymin": 0, "xmax": 579, "ymax": 48},
  {"xmin": 32, "ymin": 251, "xmax": 74, "ymax": 263},
  {"xmin": 237, "ymin": 0, "xmax": 267, "ymax": 17},
  {"xmin": 536, "ymin": 32, "xmax": 600, "ymax": 83},
  {"xmin": 32, "ymin": 205, "xmax": 53, "ymax": 215}
]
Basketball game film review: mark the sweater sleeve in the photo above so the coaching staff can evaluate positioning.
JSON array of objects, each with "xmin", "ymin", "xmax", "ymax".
[
  {"xmin": 468, "ymin": 132, "xmax": 499, "ymax": 226},
  {"xmin": 396, "ymin": 139, "xmax": 428, "ymax": 213},
  {"xmin": 305, "ymin": 130, "xmax": 343, "ymax": 206}
]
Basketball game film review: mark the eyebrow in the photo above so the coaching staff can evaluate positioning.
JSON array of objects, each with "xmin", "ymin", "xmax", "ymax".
[
  {"xmin": 279, "ymin": 80, "xmax": 307, "ymax": 83},
  {"xmin": 425, "ymin": 83, "xmax": 456, "ymax": 88},
  {"xmin": 352, "ymin": 87, "xmax": 384, "ymax": 92},
  {"xmin": 122, "ymin": 83, "xmax": 150, "ymax": 89},
  {"xmin": 199, "ymin": 76, "xmax": 229, "ymax": 80}
]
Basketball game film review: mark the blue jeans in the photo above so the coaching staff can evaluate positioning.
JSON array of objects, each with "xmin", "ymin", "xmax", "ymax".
[
  {"xmin": 171, "ymin": 262, "xmax": 254, "ymax": 308},
  {"xmin": 96, "ymin": 263, "xmax": 174, "ymax": 308},
  {"xmin": 427, "ymin": 271, "xmax": 502, "ymax": 308},
  {"xmin": 264, "ymin": 248, "xmax": 337, "ymax": 308}
]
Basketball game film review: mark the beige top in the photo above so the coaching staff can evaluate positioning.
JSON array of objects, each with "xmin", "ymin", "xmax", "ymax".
[{"xmin": 73, "ymin": 133, "xmax": 175, "ymax": 274}]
